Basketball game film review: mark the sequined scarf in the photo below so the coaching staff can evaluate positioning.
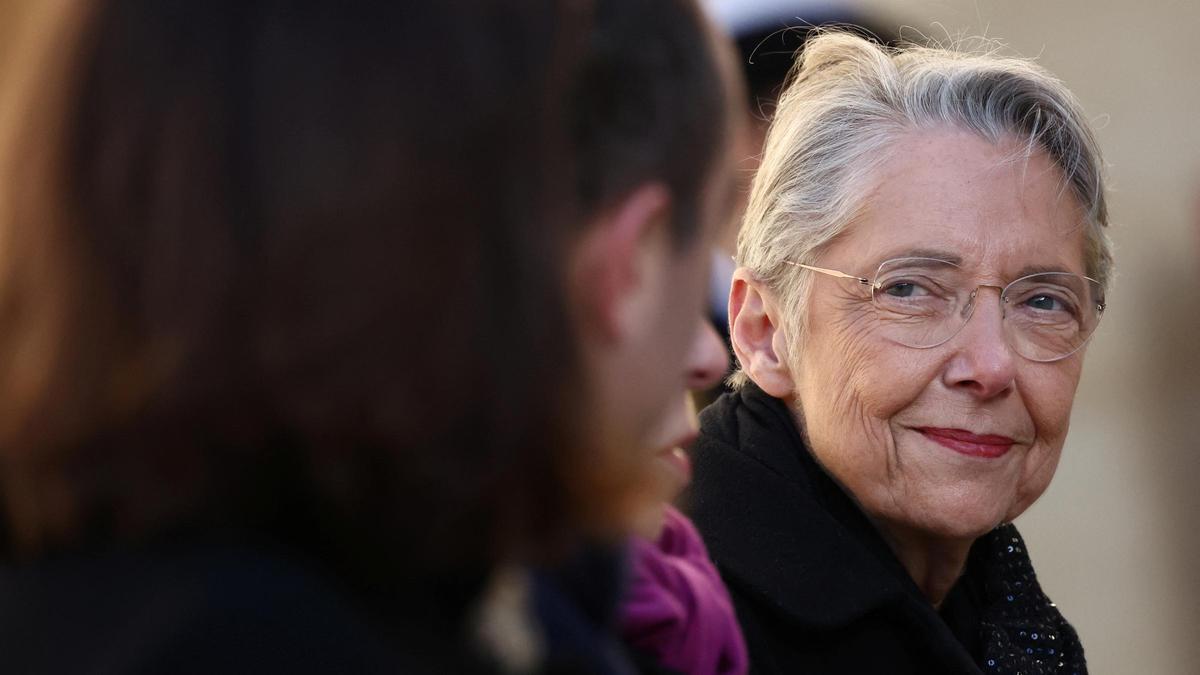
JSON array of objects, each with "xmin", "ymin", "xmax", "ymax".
[{"xmin": 977, "ymin": 524, "xmax": 1086, "ymax": 675}]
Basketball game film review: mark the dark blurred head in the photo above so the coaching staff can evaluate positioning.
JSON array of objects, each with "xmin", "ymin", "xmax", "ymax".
[
  {"xmin": 571, "ymin": 0, "xmax": 735, "ymax": 242},
  {"xmin": 715, "ymin": 7, "xmax": 898, "ymax": 254},
  {"xmin": 558, "ymin": 0, "xmax": 742, "ymax": 538},
  {"xmin": 0, "ymin": 0, "xmax": 735, "ymax": 587}
]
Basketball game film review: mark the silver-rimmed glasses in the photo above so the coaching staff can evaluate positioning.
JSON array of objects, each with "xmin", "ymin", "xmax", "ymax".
[{"xmin": 784, "ymin": 257, "xmax": 1106, "ymax": 362}]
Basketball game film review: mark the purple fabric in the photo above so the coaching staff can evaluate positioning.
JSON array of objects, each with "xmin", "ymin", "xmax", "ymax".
[{"xmin": 619, "ymin": 505, "xmax": 749, "ymax": 675}]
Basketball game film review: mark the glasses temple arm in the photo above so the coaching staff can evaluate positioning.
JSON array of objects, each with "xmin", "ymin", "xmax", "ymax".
[{"xmin": 782, "ymin": 260, "xmax": 872, "ymax": 286}]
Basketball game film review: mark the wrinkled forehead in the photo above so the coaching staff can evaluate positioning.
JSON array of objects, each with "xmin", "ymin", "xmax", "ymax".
[{"xmin": 837, "ymin": 129, "xmax": 1090, "ymax": 279}]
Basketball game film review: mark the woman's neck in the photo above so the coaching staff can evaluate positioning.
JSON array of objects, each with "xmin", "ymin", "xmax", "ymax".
[{"xmin": 874, "ymin": 523, "xmax": 973, "ymax": 609}]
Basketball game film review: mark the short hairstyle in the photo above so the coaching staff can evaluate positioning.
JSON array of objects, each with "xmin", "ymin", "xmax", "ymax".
[
  {"xmin": 0, "ymin": 0, "xmax": 731, "ymax": 589},
  {"xmin": 570, "ymin": 0, "xmax": 733, "ymax": 244},
  {"xmin": 730, "ymin": 31, "xmax": 1111, "ymax": 387}
]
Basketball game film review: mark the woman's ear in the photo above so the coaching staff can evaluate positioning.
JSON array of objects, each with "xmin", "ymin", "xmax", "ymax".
[{"xmin": 729, "ymin": 268, "xmax": 794, "ymax": 398}]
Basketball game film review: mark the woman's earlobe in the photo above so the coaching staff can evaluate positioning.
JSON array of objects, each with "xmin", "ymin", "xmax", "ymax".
[{"xmin": 728, "ymin": 272, "xmax": 794, "ymax": 398}]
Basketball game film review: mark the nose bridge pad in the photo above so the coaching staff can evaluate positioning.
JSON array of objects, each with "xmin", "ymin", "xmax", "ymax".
[
  {"xmin": 960, "ymin": 289, "xmax": 979, "ymax": 321},
  {"xmin": 936, "ymin": 288, "xmax": 977, "ymax": 346},
  {"xmin": 955, "ymin": 285, "xmax": 1015, "ymax": 356}
]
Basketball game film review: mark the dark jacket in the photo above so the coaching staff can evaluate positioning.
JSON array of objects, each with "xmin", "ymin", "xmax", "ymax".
[
  {"xmin": 0, "ymin": 536, "xmax": 495, "ymax": 674},
  {"xmin": 687, "ymin": 383, "xmax": 1086, "ymax": 675},
  {"xmin": 0, "ymin": 529, "xmax": 655, "ymax": 675},
  {"xmin": 533, "ymin": 545, "xmax": 641, "ymax": 675}
]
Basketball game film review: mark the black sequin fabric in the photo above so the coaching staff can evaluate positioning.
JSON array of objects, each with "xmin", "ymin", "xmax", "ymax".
[{"xmin": 977, "ymin": 524, "xmax": 1086, "ymax": 675}]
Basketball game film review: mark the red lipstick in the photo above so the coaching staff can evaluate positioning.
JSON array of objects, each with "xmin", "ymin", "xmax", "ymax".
[{"xmin": 917, "ymin": 427, "xmax": 1015, "ymax": 458}]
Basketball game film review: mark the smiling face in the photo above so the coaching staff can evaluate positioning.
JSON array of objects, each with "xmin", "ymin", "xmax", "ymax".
[{"xmin": 791, "ymin": 128, "xmax": 1090, "ymax": 542}]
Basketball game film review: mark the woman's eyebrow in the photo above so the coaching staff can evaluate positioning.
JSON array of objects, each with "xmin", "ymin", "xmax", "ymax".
[
  {"xmin": 880, "ymin": 251, "xmax": 1080, "ymax": 277},
  {"xmin": 882, "ymin": 248, "xmax": 964, "ymax": 265},
  {"xmin": 1014, "ymin": 263, "xmax": 1078, "ymax": 277}
]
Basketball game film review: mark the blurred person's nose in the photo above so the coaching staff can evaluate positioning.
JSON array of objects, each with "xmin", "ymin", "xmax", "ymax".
[{"xmin": 686, "ymin": 319, "xmax": 729, "ymax": 391}]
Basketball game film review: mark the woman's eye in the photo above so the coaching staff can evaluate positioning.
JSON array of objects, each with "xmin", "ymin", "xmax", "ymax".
[
  {"xmin": 1022, "ymin": 293, "xmax": 1076, "ymax": 315},
  {"xmin": 1026, "ymin": 294, "xmax": 1059, "ymax": 310},
  {"xmin": 882, "ymin": 281, "xmax": 927, "ymax": 298}
]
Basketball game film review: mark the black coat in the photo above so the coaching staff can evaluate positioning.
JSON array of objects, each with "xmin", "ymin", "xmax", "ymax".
[
  {"xmin": 687, "ymin": 383, "xmax": 1086, "ymax": 675},
  {"xmin": 0, "ymin": 533, "xmax": 646, "ymax": 675},
  {"xmin": 0, "ymin": 536, "xmax": 495, "ymax": 674},
  {"xmin": 532, "ymin": 546, "xmax": 642, "ymax": 675}
]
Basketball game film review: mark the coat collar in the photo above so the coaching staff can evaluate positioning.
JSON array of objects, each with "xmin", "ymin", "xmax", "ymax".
[
  {"xmin": 688, "ymin": 381, "xmax": 924, "ymax": 629},
  {"xmin": 688, "ymin": 382, "xmax": 1086, "ymax": 674}
]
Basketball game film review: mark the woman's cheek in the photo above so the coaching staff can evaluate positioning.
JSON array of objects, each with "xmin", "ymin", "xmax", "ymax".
[
  {"xmin": 1006, "ymin": 446, "xmax": 1062, "ymax": 521},
  {"xmin": 1005, "ymin": 365, "xmax": 1078, "ymax": 519}
]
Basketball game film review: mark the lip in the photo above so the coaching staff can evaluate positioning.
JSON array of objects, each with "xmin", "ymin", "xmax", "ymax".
[
  {"xmin": 673, "ymin": 429, "xmax": 699, "ymax": 453},
  {"xmin": 657, "ymin": 430, "xmax": 698, "ymax": 483},
  {"xmin": 916, "ymin": 427, "xmax": 1016, "ymax": 459},
  {"xmin": 660, "ymin": 446, "xmax": 692, "ymax": 484}
]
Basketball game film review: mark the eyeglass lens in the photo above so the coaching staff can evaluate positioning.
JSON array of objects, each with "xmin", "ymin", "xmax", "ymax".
[{"xmin": 870, "ymin": 257, "xmax": 1103, "ymax": 362}]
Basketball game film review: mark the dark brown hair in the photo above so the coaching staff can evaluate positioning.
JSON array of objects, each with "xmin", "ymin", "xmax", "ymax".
[
  {"xmin": 570, "ymin": 0, "xmax": 731, "ymax": 242},
  {"xmin": 0, "ymin": 0, "xmax": 731, "ymax": 590}
]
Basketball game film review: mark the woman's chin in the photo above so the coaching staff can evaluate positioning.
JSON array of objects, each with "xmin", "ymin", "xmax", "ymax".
[
  {"xmin": 906, "ymin": 503, "xmax": 1011, "ymax": 543},
  {"xmin": 872, "ymin": 490, "xmax": 1015, "ymax": 544}
]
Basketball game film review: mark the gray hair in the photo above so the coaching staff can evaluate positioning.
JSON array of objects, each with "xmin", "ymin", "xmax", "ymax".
[{"xmin": 730, "ymin": 30, "xmax": 1111, "ymax": 388}]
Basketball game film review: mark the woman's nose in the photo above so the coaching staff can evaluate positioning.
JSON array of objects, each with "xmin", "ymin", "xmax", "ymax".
[
  {"xmin": 942, "ymin": 288, "xmax": 1017, "ymax": 399},
  {"xmin": 685, "ymin": 319, "xmax": 729, "ymax": 391}
]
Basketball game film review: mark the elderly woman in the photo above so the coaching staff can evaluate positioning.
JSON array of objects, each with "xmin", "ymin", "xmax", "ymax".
[{"xmin": 688, "ymin": 32, "xmax": 1108, "ymax": 674}]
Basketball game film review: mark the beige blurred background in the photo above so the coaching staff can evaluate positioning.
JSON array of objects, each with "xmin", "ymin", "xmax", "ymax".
[{"xmin": 3, "ymin": 1, "xmax": 1198, "ymax": 672}]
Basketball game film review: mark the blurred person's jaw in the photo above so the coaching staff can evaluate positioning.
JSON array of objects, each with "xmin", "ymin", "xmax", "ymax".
[{"xmin": 632, "ymin": 318, "xmax": 728, "ymax": 539}]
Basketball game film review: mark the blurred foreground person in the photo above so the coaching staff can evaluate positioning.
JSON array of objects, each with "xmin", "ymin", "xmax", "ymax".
[
  {"xmin": 690, "ymin": 31, "xmax": 1109, "ymax": 673},
  {"xmin": 0, "ymin": 1, "xmax": 741, "ymax": 672},
  {"xmin": 618, "ymin": 318, "xmax": 747, "ymax": 675}
]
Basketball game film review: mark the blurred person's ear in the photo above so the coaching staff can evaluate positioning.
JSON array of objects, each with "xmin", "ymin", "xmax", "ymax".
[
  {"xmin": 570, "ymin": 183, "xmax": 673, "ymax": 343},
  {"xmin": 729, "ymin": 269, "xmax": 793, "ymax": 397}
]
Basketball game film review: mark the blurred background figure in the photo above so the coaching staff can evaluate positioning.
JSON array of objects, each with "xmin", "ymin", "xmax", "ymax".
[
  {"xmin": 0, "ymin": 1, "xmax": 742, "ymax": 672},
  {"xmin": 703, "ymin": 0, "xmax": 895, "ymax": 246}
]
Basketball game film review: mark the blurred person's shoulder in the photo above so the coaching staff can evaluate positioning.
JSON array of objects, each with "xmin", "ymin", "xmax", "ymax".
[{"xmin": 0, "ymin": 536, "xmax": 493, "ymax": 674}]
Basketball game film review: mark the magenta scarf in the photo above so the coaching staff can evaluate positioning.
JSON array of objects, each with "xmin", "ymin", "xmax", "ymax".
[{"xmin": 619, "ymin": 505, "xmax": 749, "ymax": 675}]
